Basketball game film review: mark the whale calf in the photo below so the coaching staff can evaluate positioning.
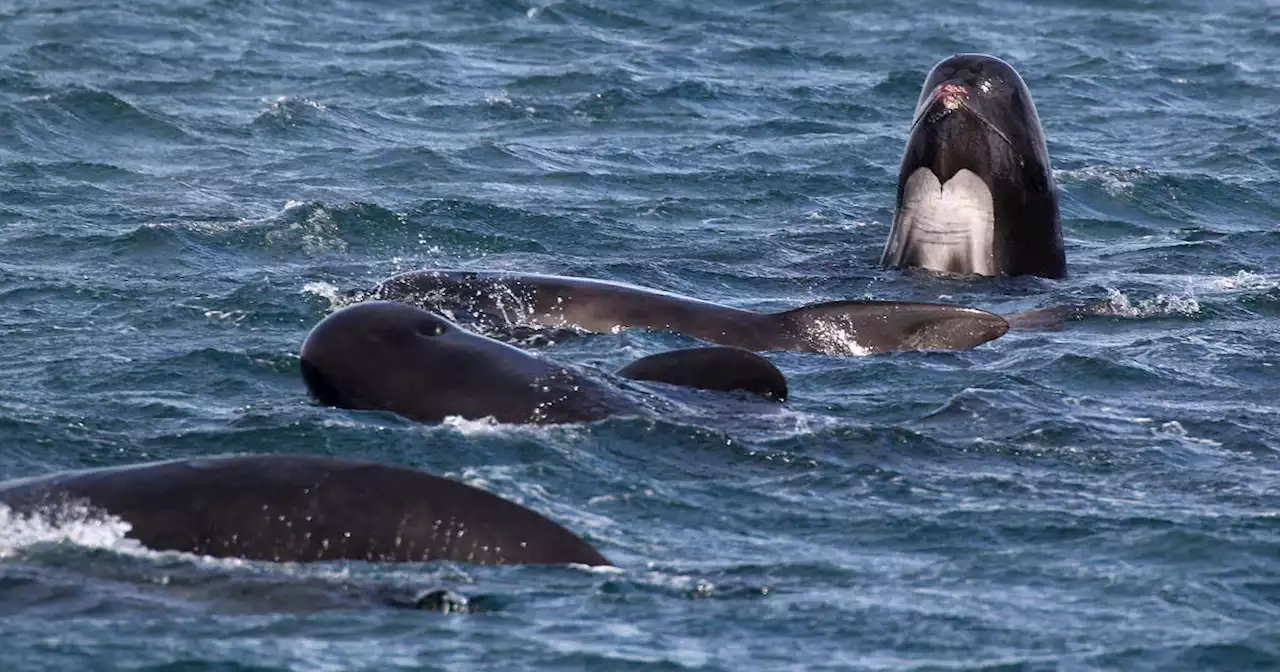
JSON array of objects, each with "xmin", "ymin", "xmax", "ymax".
[
  {"xmin": 354, "ymin": 269, "xmax": 1009, "ymax": 355},
  {"xmin": 881, "ymin": 53, "xmax": 1066, "ymax": 279},
  {"xmin": 301, "ymin": 301, "xmax": 788, "ymax": 425},
  {"xmin": 0, "ymin": 454, "xmax": 609, "ymax": 566}
]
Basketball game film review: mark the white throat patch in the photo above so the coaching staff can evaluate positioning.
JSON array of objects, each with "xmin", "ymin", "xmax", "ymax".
[{"xmin": 884, "ymin": 167, "xmax": 996, "ymax": 276}]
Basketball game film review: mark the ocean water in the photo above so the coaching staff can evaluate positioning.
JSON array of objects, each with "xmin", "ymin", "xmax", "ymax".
[{"xmin": 1, "ymin": 0, "xmax": 1278, "ymax": 669}]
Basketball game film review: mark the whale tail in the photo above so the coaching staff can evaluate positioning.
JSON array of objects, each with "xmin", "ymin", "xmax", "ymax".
[
  {"xmin": 1004, "ymin": 299, "xmax": 1122, "ymax": 331},
  {"xmin": 616, "ymin": 346, "xmax": 787, "ymax": 401},
  {"xmin": 774, "ymin": 300, "xmax": 1009, "ymax": 354}
]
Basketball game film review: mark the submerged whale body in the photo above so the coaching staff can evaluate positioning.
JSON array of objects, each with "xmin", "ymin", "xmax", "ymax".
[
  {"xmin": 0, "ymin": 454, "xmax": 610, "ymax": 566},
  {"xmin": 356, "ymin": 269, "xmax": 1010, "ymax": 355},
  {"xmin": 881, "ymin": 53, "xmax": 1066, "ymax": 279},
  {"xmin": 300, "ymin": 301, "xmax": 789, "ymax": 425}
]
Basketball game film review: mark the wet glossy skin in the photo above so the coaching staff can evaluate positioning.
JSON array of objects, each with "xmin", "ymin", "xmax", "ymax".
[
  {"xmin": 882, "ymin": 53, "xmax": 1066, "ymax": 279},
  {"xmin": 0, "ymin": 455, "xmax": 611, "ymax": 566},
  {"xmin": 367, "ymin": 270, "xmax": 1011, "ymax": 354},
  {"xmin": 301, "ymin": 301, "xmax": 636, "ymax": 424}
]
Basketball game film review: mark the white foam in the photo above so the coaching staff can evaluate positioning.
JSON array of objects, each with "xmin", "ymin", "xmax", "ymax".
[
  {"xmin": 1080, "ymin": 270, "xmax": 1279, "ymax": 324},
  {"xmin": 1153, "ymin": 420, "xmax": 1223, "ymax": 447},
  {"xmin": 301, "ymin": 281, "xmax": 359, "ymax": 311},
  {"xmin": 1103, "ymin": 287, "xmax": 1201, "ymax": 318},
  {"xmin": 573, "ymin": 562, "xmax": 624, "ymax": 574},
  {"xmin": 203, "ymin": 309, "xmax": 249, "ymax": 323},
  {"xmin": 277, "ymin": 203, "xmax": 349, "ymax": 254},
  {"xmin": 639, "ymin": 569, "xmax": 715, "ymax": 595},
  {"xmin": 1206, "ymin": 270, "xmax": 1275, "ymax": 292},
  {"xmin": 438, "ymin": 415, "xmax": 587, "ymax": 452},
  {"xmin": 0, "ymin": 502, "xmax": 143, "ymax": 559},
  {"xmin": 441, "ymin": 415, "xmax": 504, "ymax": 435},
  {"xmin": 263, "ymin": 96, "xmax": 327, "ymax": 116},
  {"xmin": 1054, "ymin": 165, "xmax": 1152, "ymax": 196}
]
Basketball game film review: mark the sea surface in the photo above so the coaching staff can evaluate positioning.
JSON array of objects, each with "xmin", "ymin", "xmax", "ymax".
[{"xmin": 1, "ymin": 0, "xmax": 1278, "ymax": 669}]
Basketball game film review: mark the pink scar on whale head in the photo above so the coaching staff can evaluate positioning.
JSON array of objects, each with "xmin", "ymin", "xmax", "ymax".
[{"xmin": 935, "ymin": 83, "xmax": 969, "ymax": 110}]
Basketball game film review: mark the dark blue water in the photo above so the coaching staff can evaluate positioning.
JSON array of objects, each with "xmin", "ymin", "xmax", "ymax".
[{"xmin": 2, "ymin": 0, "xmax": 1279, "ymax": 669}]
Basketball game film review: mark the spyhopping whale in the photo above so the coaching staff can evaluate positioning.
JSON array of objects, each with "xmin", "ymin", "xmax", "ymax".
[{"xmin": 881, "ymin": 53, "xmax": 1066, "ymax": 279}]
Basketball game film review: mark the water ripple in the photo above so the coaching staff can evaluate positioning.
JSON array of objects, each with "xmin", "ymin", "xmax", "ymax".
[{"xmin": 0, "ymin": 0, "xmax": 1279, "ymax": 669}]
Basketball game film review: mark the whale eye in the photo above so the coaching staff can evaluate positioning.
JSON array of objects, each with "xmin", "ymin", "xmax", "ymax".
[{"xmin": 417, "ymin": 320, "xmax": 447, "ymax": 337}]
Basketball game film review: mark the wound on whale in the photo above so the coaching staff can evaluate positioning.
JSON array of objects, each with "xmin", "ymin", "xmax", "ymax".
[{"xmin": 880, "ymin": 53, "xmax": 1066, "ymax": 279}]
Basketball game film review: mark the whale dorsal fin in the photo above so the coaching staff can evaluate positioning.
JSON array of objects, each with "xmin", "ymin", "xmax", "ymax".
[{"xmin": 615, "ymin": 346, "xmax": 787, "ymax": 402}]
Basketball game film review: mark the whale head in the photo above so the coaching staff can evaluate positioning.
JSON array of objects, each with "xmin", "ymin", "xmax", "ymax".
[
  {"xmin": 880, "ymin": 53, "xmax": 1065, "ymax": 279},
  {"xmin": 299, "ymin": 301, "xmax": 617, "ymax": 424}
]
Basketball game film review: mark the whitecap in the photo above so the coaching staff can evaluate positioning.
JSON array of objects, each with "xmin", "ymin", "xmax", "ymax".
[
  {"xmin": 0, "ymin": 501, "xmax": 142, "ymax": 559},
  {"xmin": 1103, "ymin": 287, "xmax": 1201, "ymax": 317},
  {"xmin": 1206, "ymin": 270, "xmax": 1275, "ymax": 292},
  {"xmin": 301, "ymin": 281, "xmax": 359, "ymax": 310},
  {"xmin": 1055, "ymin": 165, "xmax": 1153, "ymax": 196}
]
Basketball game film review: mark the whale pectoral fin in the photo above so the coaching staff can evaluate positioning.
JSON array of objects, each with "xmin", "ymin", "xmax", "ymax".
[
  {"xmin": 615, "ymin": 347, "xmax": 788, "ymax": 402},
  {"xmin": 775, "ymin": 300, "xmax": 1009, "ymax": 354}
]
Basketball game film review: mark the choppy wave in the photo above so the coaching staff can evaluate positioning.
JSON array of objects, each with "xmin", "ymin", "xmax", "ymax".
[{"xmin": 1, "ymin": 0, "xmax": 1279, "ymax": 669}]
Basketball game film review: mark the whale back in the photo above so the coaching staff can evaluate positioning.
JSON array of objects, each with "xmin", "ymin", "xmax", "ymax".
[
  {"xmin": 0, "ymin": 455, "xmax": 610, "ymax": 566},
  {"xmin": 366, "ymin": 270, "xmax": 1009, "ymax": 354}
]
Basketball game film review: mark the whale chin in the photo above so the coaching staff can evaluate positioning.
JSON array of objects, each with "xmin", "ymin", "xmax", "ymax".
[
  {"xmin": 880, "ymin": 53, "xmax": 1067, "ymax": 280},
  {"xmin": 881, "ymin": 167, "xmax": 996, "ymax": 277}
]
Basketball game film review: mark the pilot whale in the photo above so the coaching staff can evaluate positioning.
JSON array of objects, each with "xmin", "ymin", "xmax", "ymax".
[
  {"xmin": 0, "ymin": 454, "xmax": 610, "ymax": 566},
  {"xmin": 880, "ymin": 53, "xmax": 1066, "ymax": 279},
  {"xmin": 354, "ymin": 270, "xmax": 1010, "ymax": 355},
  {"xmin": 300, "ymin": 301, "xmax": 789, "ymax": 425}
]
